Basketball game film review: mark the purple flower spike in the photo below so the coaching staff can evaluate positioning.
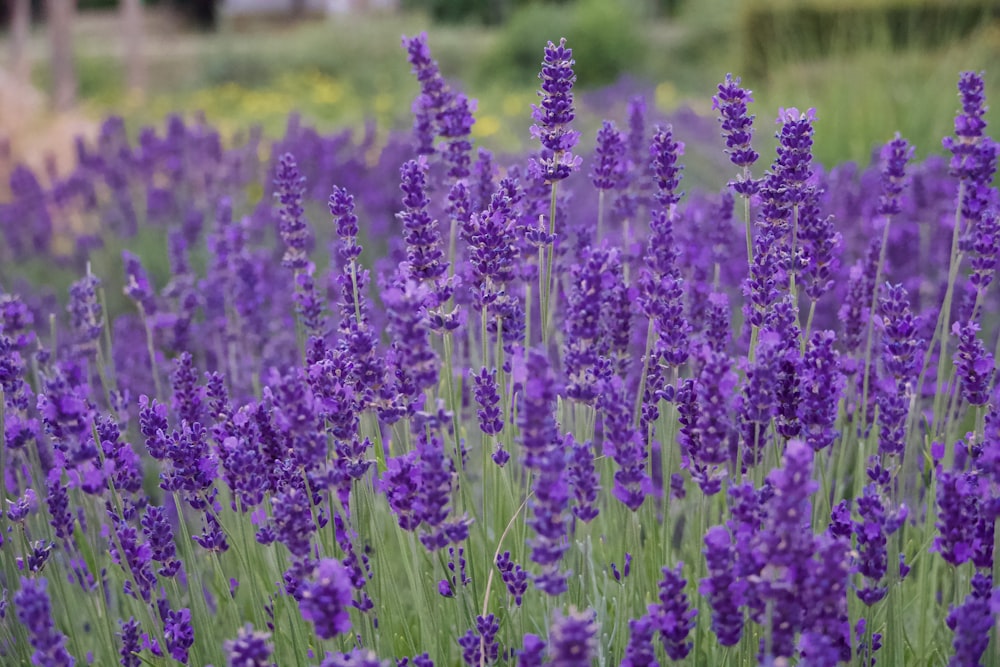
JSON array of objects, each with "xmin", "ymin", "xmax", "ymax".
[
  {"xmin": 547, "ymin": 608, "xmax": 597, "ymax": 667},
  {"xmin": 273, "ymin": 152, "xmax": 312, "ymax": 271},
  {"xmin": 649, "ymin": 563, "xmax": 696, "ymax": 660},
  {"xmin": 713, "ymin": 73, "xmax": 759, "ymax": 195},
  {"xmin": 398, "ymin": 157, "xmax": 447, "ymax": 284},
  {"xmin": 530, "ymin": 38, "xmax": 582, "ymax": 183},
  {"xmin": 590, "ymin": 120, "xmax": 626, "ymax": 191},
  {"xmin": 854, "ymin": 485, "xmax": 888, "ymax": 606},
  {"xmin": 320, "ymin": 648, "xmax": 388, "ymax": 667},
  {"xmin": 164, "ymin": 607, "xmax": 194, "ymax": 664},
  {"xmin": 798, "ymin": 331, "xmax": 844, "ymax": 452},
  {"xmin": 567, "ymin": 435, "xmax": 600, "ymax": 523},
  {"xmin": 620, "ymin": 615, "xmax": 658, "ymax": 667},
  {"xmin": 517, "ymin": 634, "xmax": 546, "ymax": 667},
  {"xmin": 876, "ymin": 133, "xmax": 915, "ymax": 217},
  {"xmin": 119, "ymin": 617, "xmax": 141, "ymax": 667},
  {"xmin": 953, "ymin": 320, "xmax": 994, "ymax": 406},
  {"xmin": 224, "ymin": 624, "xmax": 273, "ymax": 667},
  {"xmin": 403, "ymin": 32, "xmax": 453, "ymax": 155},
  {"xmin": 67, "ymin": 272, "xmax": 103, "ymax": 350},
  {"xmin": 496, "ymin": 551, "xmax": 529, "ymax": 606},
  {"xmin": 971, "ymin": 208, "xmax": 1000, "ymax": 293},
  {"xmin": 944, "ymin": 71, "xmax": 990, "ymax": 179},
  {"xmin": 122, "ymin": 250, "xmax": 157, "ymax": 315},
  {"xmin": 946, "ymin": 572, "xmax": 994, "ymax": 667},
  {"xmin": 700, "ymin": 526, "xmax": 744, "ymax": 646},
  {"xmin": 517, "ymin": 349, "xmax": 570, "ymax": 594},
  {"xmin": 649, "ymin": 125, "xmax": 685, "ymax": 209},
  {"xmin": 473, "ymin": 366, "xmax": 504, "ymax": 436},
  {"xmin": 14, "ymin": 577, "xmax": 75, "ymax": 667},
  {"xmin": 300, "ymin": 559, "xmax": 353, "ymax": 639}
]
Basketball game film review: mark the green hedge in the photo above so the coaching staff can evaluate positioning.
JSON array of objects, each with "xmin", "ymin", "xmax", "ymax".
[
  {"xmin": 479, "ymin": 0, "xmax": 647, "ymax": 88},
  {"xmin": 742, "ymin": 0, "xmax": 999, "ymax": 76}
]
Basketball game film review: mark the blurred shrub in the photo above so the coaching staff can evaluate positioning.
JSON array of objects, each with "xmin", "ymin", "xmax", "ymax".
[
  {"xmin": 33, "ymin": 55, "xmax": 124, "ymax": 100},
  {"xmin": 480, "ymin": 0, "xmax": 648, "ymax": 88},
  {"xmin": 404, "ymin": 0, "xmax": 572, "ymax": 25},
  {"xmin": 742, "ymin": 0, "xmax": 999, "ymax": 77}
]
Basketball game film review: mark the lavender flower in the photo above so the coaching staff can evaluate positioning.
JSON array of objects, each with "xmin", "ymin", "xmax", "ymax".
[
  {"xmin": 402, "ymin": 32, "xmax": 453, "ymax": 155},
  {"xmin": 946, "ymin": 572, "xmax": 994, "ymax": 667},
  {"xmin": 970, "ymin": 208, "xmax": 1000, "ymax": 293},
  {"xmin": 564, "ymin": 246, "xmax": 612, "ymax": 404},
  {"xmin": 753, "ymin": 440, "xmax": 818, "ymax": 659},
  {"xmin": 119, "ymin": 617, "xmax": 141, "ymax": 667},
  {"xmin": 496, "ymin": 551, "xmax": 529, "ymax": 607},
  {"xmin": 943, "ymin": 72, "xmax": 994, "ymax": 180},
  {"xmin": 877, "ymin": 283, "xmax": 922, "ymax": 458},
  {"xmin": 713, "ymin": 73, "xmax": 759, "ymax": 195},
  {"xmin": 320, "ymin": 648, "xmax": 388, "ymax": 667},
  {"xmin": 224, "ymin": 624, "xmax": 273, "ymax": 667},
  {"xmin": 620, "ymin": 615, "xmax": 658, "ymax": 667},
  {"xmin": 933, "ymin": 465, "xmax": 980, "ymax": 566},
  {"xmin": 398, "ymin": 158, "xmax": 447, "ymax": 285},
  {"xmin": 798, "ymin": 331, "xmax": 843, "ymax": 452},
  {"xmin": 271, "ymin": 485, "xmax": 316, "ymax": 559},
  {"xmin": 519, "ymin": 349, "xmax": 570, "ymax": 594},
  {"xmin": 530, "ymin": 38, "xmax": 582, "ymax": 183},
  {"xmin": 738, "ymin": 331, "xmax": 781, "ymax": 466},
  {"xmin": 15, "ymin": 577, "xmax": 74, "ymax": 667},
  {"xmin": 122, "ymin": 250, "xmax": 157, "ymax": 315},
  {"xmin": 164, "ymin": 607, "xmax": 194, "ymax": 664},
  {"xmin": 300, "ymin": 559, "xmax": 353, "ymax": 639},
  {"xmin": 649, "ymin": 125, "xmax": 685, "ymax": 209},
  {"xmin": 109, "ymin": 513, "xmax": 157, "ymax": 601},
  {"xmin": 67, "ymin": 272, "xmax": 103, "ymax": 351},
  {"xmin": 852, "ymin": 486, "xmax": 891, "ymax": 603},
  {"xmin": 141, "ymin": 505, "xmax": 181, "ymax": 577},
  {"xmin": 458, "ymin": 615, "xmax": 499, "ymax": 666},
  {"xmin": 876, "ymin": 133, "xmax": 915, "ymax": 217},
  {"xmin": 413, "ymin": 433, "xmax": 459, "ymax": 551},
  {"xmin": 649, "ymin": 563, "xmax": 696, "ymax": 660},
  {"xmin": 952, "ymin": 320, "xmax": 994, "ymax": 406},
  {"xmin": 700, "ymin": 526, "xmax": 744, "ymax": 646},
  {"xmin": 547, "ymin": 608, "xmax": 597, "ymax": 667},
  {"xmin": 274, "ymin": 152, "xmax": 312, "ymax": 271},
  {"xmin": 473, "ymin": 366, "xmax": 503, "ymax": 437},
  {"xmin": 517, "ymin": 635, "xmax": 546, "ymax": 667},
  {"xmin": 566, "ymin": 435, "xmax": 599, "ymax": 523},
  {"xmin": 590, "ymin": 120, "xmax": 625, "ymax": 191}
]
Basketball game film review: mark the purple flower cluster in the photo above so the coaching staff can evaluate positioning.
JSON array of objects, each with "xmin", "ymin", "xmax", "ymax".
[
  {"xmin": 518, "ymin": 349, "xmax": 570, "ymax": 595},
  {"xmin": 530, "ymin": 39, "xmax": 582, "ymax": 183},
  {"xmin": 300, "ymin": 559, "xmax": 353, "ymax": 639},
  {"xmin": 713, "ymin": 73, "xmax": 759, "ymax": 195},
  {"xmin": 14, "ymin": 577, "xmax": 74, "ymax": 667}
]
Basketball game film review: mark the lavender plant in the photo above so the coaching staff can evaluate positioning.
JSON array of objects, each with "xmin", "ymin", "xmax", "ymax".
[{"xmin": 1, "ymin": 33, "xmax": 1000, "ymax": 667}]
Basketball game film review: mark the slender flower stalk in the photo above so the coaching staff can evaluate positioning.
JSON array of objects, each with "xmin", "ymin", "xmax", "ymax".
[{"xmin": 531, "ymin": 37, "xmax": 580, "ymax": 345}]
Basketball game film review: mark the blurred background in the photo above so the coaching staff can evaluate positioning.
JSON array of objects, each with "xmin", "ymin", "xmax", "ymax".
[{"xmin": 1, "ymin": 0, "xmax": 999, "ymax": 198}]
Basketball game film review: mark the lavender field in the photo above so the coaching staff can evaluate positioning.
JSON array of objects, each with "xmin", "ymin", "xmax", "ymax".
[{"xmin": 1, "ymin": 31, "xmax": 999, "ymax": 667}]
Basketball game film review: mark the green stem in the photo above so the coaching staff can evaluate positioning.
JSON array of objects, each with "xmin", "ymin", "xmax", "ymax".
[
  {"xmin": 541, "ymin": 182, "xmax": 558, "ymax": 349},
  {"xmin": 859, "ymin": 217, "xmax": 893, "ymax": 436}
]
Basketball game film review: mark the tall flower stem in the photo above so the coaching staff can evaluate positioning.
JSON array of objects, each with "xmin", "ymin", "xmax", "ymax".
[
  {"xmin": 859, "ymin": 219, "xmax": 893, "ymax": 432},
  {"xmin": 924, "ymin": 184, "xmax": 966, "ymax": 439},
  {"xmin": 541, "ymin": 182, "xmax": 558, "ymax": 349}
]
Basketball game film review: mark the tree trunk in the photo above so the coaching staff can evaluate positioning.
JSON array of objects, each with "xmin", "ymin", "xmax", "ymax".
[
  {"xmin": 121, "ymin": 0, "xmax": 145, "ymax": 93},
  {"xmin": 47, "ymin": 0, "xmax": 76, "ymax": 111},
  {"xmin": 10, "ymin": 0, "xmax": 32, "ymax": 83}
]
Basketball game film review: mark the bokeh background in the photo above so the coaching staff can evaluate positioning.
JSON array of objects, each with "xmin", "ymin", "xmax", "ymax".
[{"xmin": 1, "ymin": 0, "xmax": 999, "ymax": 201}]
